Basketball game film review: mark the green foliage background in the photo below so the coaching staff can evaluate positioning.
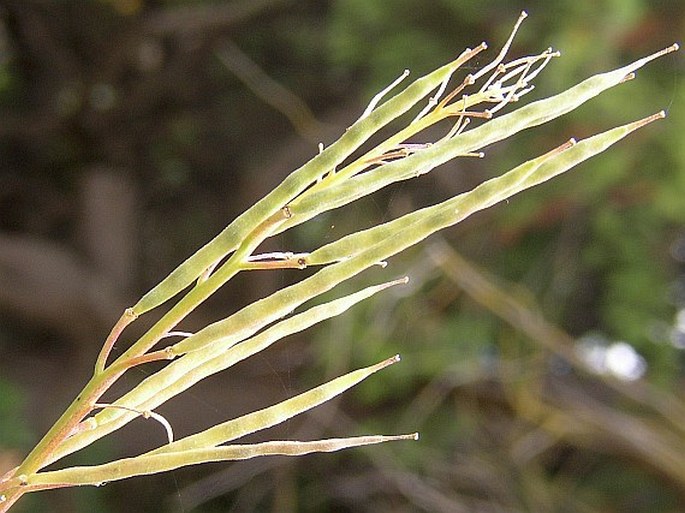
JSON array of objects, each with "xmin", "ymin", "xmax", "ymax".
[{"xmin": 0, "ymin": 0, "xmax": 682, "ymax": 512}]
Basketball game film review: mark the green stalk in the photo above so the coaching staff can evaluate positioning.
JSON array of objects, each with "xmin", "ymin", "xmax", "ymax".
[
  {"xmin": 49, "ymin": 279, "xmax": 408, "ymax": 464},
  {"xmin": 48, "ymin": 112, "xmax": 664, "ymax": 466},
  {"xmin": 28, "ymin": 434, "xmax": 419, "ymax": 489},
  {"xmin": 129, "ymin": 48, "xmax": 481, "ymax": 317},
  {"xmin": 0, "ymin": 20, "xmax": 676, "ymax": 509},
  {"xmin": 149, "ymin": 354, "xmax": 402, "ymax": 453},
  {"xmin": 288, "ymin": 46, "xmax": 677, "ymax": 226}
]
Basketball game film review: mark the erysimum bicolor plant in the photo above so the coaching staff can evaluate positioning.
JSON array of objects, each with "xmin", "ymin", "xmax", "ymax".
[{"xmin": 0, "ymin": 12, "xmax": 678, "ymax": 511}]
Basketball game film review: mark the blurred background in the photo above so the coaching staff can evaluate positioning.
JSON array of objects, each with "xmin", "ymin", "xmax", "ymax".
[{"xmin": 0, "ymin": 1, "xmax": 683, "ymax": 512}]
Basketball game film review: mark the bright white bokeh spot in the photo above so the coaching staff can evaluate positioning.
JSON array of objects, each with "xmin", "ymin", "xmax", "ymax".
[
  {"xmin": 576, "ymin": 334, "xmax": 647, "ymax": 381},
  {"xmin": 604, "ymin": 342, "xmax": 647, "ymax": 381},
  {"xmin": 676, "ymin": 308, "xmax": 685, "ymax": 332}
]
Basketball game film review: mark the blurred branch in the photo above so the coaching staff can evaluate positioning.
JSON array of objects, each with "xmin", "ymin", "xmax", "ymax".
[
  {"xmin": 426, "ymin": 237, "xmax": 685, "ymax": 490},
  {"xmin": 426, "ymin": 237, "xmax": 685, "ymax": 435},
  {"xmin": 215, "ymin": 39, "xmax": 333, "ymax": 144},
  {"xmin": 542, "ymin": 381, "xmax": 685, "ymax": 488},
  {"xmin": 143, "ymin": 0, "xmax": 292, "ymax": 36}
]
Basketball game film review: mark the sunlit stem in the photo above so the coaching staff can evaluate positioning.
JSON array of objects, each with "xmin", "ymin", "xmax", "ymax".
[
  {"xmin": 412, "ymin": 70, "xmax": 454, "ymax": 122},
  {"xmin": 116, "ymin": 348, "xmax": 176, "ymax": 370},
  {"xmin": 24, "ymin": 433, "xmax": 420, "ymax": 490},
  {"xmin": 438, "ymin": 73, "xmax": 476, "ymax": 108},
  {"xmin": 196, "ymin": 258, "xmax": 221, "ymax": 284},
  {"xmin": 336, "ymin": 18, "xmax": 549, "ymax": 184},
  {"xmin": 308, "ymin": 94, "xmax": 486, "ymax": 191},
  {"xmin": 441, "ymin": 116, "xmax": 470, "ymax": 141},
  {"xmin": 94, "ymin": 308, "xmax": 138, "ymax": 375},
  {"xmin": 321, "ymin": 45, "xmax": 555, "ymax": 190},
  {"xmin": 488, "ymin": 66, "xmax": 533, "ymax": 113},
  {"xmin": 304, "ymin": 45, "xmax": 487, "ymax": 195},
  {"xmin": 358, "ymin": 68, "xmax": 411, "ymax": 120},
  {"xmin": 92, "ymin": 404, "xmax": 174, "ymax": 444},
  {"xmin": 242, "ymin": 252, "xmax": 310, "ymax": 270},
  {"xmin": 471, "ymin": 10, "xmax": 528, "ymax": 82},
  {"xmin": 162, "ymin": 331, "xmax": 194, "ymax": 339},
  {"xmin": 113, "ymin": 205, "xmax": 292, "ymax": 365},
  {"xmin": 514, "ymin": 49, "xmax": 560, "ymax": 83}
]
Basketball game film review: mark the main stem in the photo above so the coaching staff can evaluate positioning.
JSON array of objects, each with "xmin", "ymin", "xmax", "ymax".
[
  {"xmin": 0, "ymin": 207, "xmax": 292, "ymax": 512},
  {"xmin": 0, "ymin": 362, "xmax": 123, "ymax": 511},
  {"xmin": 112, "ymin": 206, "xmax": 290, "ymax": 365}
]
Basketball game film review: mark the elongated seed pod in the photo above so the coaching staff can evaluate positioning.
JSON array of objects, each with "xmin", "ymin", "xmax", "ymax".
[
  {"xmin": 307, "ymin": 112, "xmax": 664, "ymax": 266},
  {"xmin": 289, "ymin": 45, "xmax": 677, "ymax": 227},
  {"xmin": 306, "ymin": 145, "xmax": 568, "ymax": 265},
  {"xmin": 49, "ymin": 280, "xmax": 408, "ymax": 464},
  {"xmin": 41, "ymin": 49, "xmax": 675, "ymax": 471},
  {"xmin": 130, "ymin": 49, "xmax": 482, "ymax": 316},
  {"xmin": 148, "ymin": 354, "xmax": 401, "ymax": 453},
  {"xmin": 29, "ymin": 433, "xmax": 418, "ymax": 488},
  {"xmin": 53, "ymin": 113, "xmax": 662, "ymax": 468}
]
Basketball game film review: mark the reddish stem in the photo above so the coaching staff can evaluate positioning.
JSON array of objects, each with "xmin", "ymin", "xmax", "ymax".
[{"xmin": 94, "ymin": 308, "xmax": 138, "ymax": 374}]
